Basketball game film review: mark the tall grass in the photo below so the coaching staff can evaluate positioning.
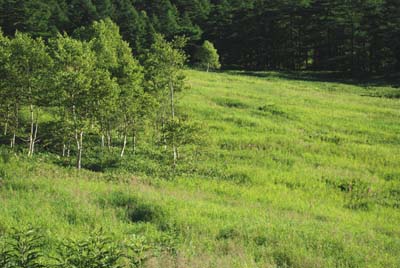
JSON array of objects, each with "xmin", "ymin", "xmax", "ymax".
[{"xmin": 1, "ymin": 70, "xmax": 400, "ymax": 267}]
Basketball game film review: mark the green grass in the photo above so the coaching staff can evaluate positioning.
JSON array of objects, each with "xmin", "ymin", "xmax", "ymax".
[{"xmin": 1, "ymin": 70, "xmax": 400, "ymax": 267}]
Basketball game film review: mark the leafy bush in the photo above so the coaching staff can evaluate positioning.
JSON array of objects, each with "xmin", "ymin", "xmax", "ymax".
[
  {"xmin": 0, "ymin": 227, "xmax": 152, "ymax": 268},
  {"xmin": 0, "ymin": 227, "xmax": 46, "ymax": 268},
  {"xmin": 55, "ymin": 230, "xmax": 123, "ymax": 268},
  {"xmin": 124, "ymin": 235, "xmax": 151, "ymax": 268}
]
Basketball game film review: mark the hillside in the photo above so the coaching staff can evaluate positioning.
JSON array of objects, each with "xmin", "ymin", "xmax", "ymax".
[{"xmin": 1, "ymin": 70, "xmax": 400, "ymax": 268}]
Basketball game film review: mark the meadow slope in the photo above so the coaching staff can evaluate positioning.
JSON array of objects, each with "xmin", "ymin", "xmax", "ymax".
[{"xmin": 1, "ymin": 70, "xmax": 400, "ymax": 268}]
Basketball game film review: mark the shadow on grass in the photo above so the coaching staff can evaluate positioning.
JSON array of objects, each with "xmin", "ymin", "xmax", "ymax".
[{"xmin": 225, "ymin": 70, "xmax": 400, "ymax": 89}]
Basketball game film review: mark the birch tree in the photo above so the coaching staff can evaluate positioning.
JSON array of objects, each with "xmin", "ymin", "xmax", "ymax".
[
  {"xmin": 8, "ymin": 32, "xmax": 52, "ymax": 155},
  {"xmin": 50, "ymin": 34, "xmax": 97, "ymax": 170},
  {"xmin": 143, "ymin": 34, "xmax": 187, "ymax": 166},
  {"xmin": 0, "ymin": 30, "xmax": 11, "ymax": 138},
  {"xmin": 195, "ymin": 40, "xmax": 221, "ymax": 72},
  {"xmin": 115, "ymin": 38, "xmax": 146, "ymax": 158},
  {"xmin": 86, "ymin": 19, "xmax": 146, "ymax": 157},
  {"xmin": 86, "ymin": 19, "xmax": 121, "ymax": 150}
]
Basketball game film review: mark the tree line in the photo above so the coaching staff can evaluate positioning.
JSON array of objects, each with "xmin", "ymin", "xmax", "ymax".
[
  {"xmin": 0, "ymin": 0, "xmax": 399, "ymax": 74},
  {"xmin": 0, "ymin": 19, "xmax": 200, "ymax": 170}
]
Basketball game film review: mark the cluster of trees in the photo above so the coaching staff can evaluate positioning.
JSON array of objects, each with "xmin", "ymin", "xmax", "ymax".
[
  {"xmin": 0, "ymin": 19, "xmax": 197, "ymax": 169},
  {"xmin": 205, "ymin": 0, "xmax": 400, "ymax": 73},
  {"xmin": 1, "ymin": 0, "xmax": 399, "ymax": 74},
  {"xmin": 0, "ymin": 0, "xmax": 207, "ymax": 60}
]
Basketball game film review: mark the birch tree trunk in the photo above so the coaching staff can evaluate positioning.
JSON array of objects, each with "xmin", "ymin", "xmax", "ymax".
[
  {"xmin": 31, "ymin": 116, "xmax": 38, "ymax": 156},
  {"xmin": 72, "ymin": 104, "xmax": 83, "ymax": 170},
  {"xmin": 28, "ymin": 104, "xmax": 34, "ymax": 157},
  {"xmin": 170, "ymin": 81, "xmax": 177, "ymax": 167},
  {"xmin": 11, "ymin": 103, "xmax": 19, "ymax": 149},
  {"xmin": 67, "ymin": 142, "xmax": 70, "ymax": 158},
  {"xmin": 75, "ymin": 130, "xmax": 83, "ymax": 170},
  {"xmin": 120, "ymin": 133, "xmax": 127, "ymax": 157}
]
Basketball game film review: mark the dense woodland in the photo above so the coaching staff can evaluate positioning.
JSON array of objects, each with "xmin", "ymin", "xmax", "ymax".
[{"xmin": 0, "ymin": 0, "xmax": 399, "ymax": 73}]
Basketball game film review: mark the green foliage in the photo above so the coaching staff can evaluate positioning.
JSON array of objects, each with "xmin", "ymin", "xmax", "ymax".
[
  {"xmin": 0, "ymin": 147, "xmax": 11, "ymax": 164},
  {"xmin": 194, "ymin": 40, "xmax": 221, "ymax": 71},
  {"xmin": 0, "ymin": 227, "xmax": 46, "ymax": 268},
  {"xmin": 143, "ymin": 34, "xmax": 190, "ymax": 166},
  {"xmin": 1, "ymin": 0, "xmax": 400, "ymax": 74},
  {"xmin": 0, "ymin": 228, "xmax": 151, "ymax": 268},
  {"xmin": 127, "ymin": 203, "xmax": 167, "ymax": 226},
  {"xmin": 161, "ymin": 117, "xmax": 203, "ymax": 157},
  {"xmin": 345, "ymin": 180, "xmax": 375, "ymax": 210},
  {"xmin": 143, "ymin": 34, "xmax": 187, "ymax": 95},
  {"xmin": 124, "ymin": 235, "xmax": 150, "ymax": 268},
  {"xmin": 1, "ymin": 31, "xmax": 52, "ymax": 153},
  {"xmin": 55, "ymin": 230, "xmax": 123, "ymax": 268},
  {"xmin": 1, "ymin": 18, "xmax": 400, "ymax": 267},
  {"xmin": 216, "ymin": 227, "xmax": 240, "ymax": 240}
]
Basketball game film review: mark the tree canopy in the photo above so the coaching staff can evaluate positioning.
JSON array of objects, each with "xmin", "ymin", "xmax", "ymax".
[
  {"xmin": 1, "ymin": 0, "xmax": 399, "ymax": 74},
  {"xmin": 195, "ymin": 40, "xmax": 221, "ymax": 72}
]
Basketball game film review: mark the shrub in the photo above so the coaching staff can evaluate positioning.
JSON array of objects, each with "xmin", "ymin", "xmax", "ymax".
[
  {"xmin": 124, "ymin": 235, "xmax": 151, "ymax": 268},
  {"xmin": 1, "ymin": 227, "xmax": 46, "ymax": 268},
  {"xmin": 194, "ymin": 40, "xmax": 221, "ymax": 72},
  {"xmin": 54, "ymin": 229, "xmax": 123, "ymax": 268}
]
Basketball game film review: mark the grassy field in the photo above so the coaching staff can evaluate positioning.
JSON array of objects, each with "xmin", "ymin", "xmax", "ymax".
[{"xmin": 1, "ymin": 70, "xmax": 400, "ymax": 267}]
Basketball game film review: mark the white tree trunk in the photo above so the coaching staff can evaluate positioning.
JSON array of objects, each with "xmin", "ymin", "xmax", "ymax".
[
  {"xmin": 31, "ymin": 118, "xmax": 38, "ymax": 156},
  {"xmin": 11, "ymin": 103, "xmax": 19, "ymax": 149},
  {"xmin": 170, "ymin": 81, "xmax": 177, "ymax": 167},
  {"xmin": 72, "ymin": 104, "xmax": 82, "ymax": 170},
  {"xmin": 120, "ymin": 134, "xmax": 127, "ymax": 158},
  {"xmin": 75, "ymin": 131, "xmax": 83, "ymax": 170},
  {"xmin": 11, "ymin": 133, "xmax": 15, "ymax": 148},
  {"xmin": 28, "ymin": 104, "xmax": 35, "ymax": 157}
]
